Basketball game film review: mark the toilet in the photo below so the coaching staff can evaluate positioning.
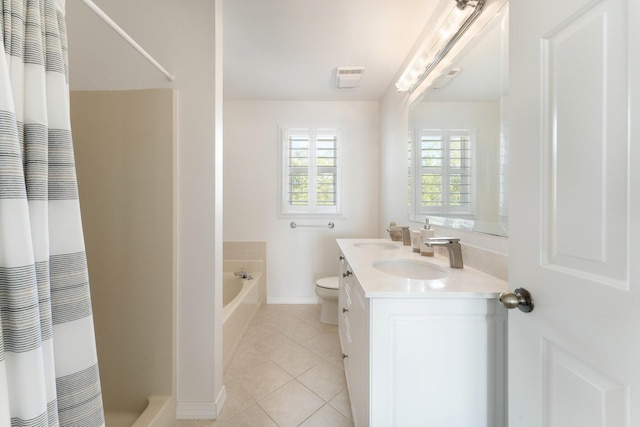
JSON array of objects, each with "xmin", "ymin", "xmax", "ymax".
[{"xmin": 315, "ymin": 277, "xmax": 339, "ymax": 325}]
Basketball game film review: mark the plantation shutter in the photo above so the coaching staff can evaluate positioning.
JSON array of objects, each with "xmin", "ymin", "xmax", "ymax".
[
  {"xmin": 447, "ymin": 130, "xmax": 472, "ymax": 212},
  {"xmin": 419, "ymin": 130, "xmax": 445, "ymax": 211},
  {"xmin": 281, "ymin": 128, "xmax": 340, "ymax": 215},
  {"xmin": 315, "ymin": 132, "xmax": 337, "ymax": 208},
  {"xmin": 416, "ymin": 129, "xmax": 474, "ymax": 215},
  {"xmin": 287, "ymin": 131, "xmax": 310, "ymax": 209}
]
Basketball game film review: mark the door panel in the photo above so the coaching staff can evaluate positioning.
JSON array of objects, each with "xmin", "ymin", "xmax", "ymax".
[
  {"xmin": 509, "ymin": 0, "xmax": 639, "ymax": 425},
  {"xmin": 542, "ymin": 339, "xmax": 627, "ymax": 427},
  {"xmin": 540, "ymin": 0, "xmax": 629, "ymax": 286}
]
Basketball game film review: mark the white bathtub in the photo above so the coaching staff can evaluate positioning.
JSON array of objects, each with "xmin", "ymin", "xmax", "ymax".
[{"xmin": 223, "ymin": 260, "xmax": 264, "ymax": 370}]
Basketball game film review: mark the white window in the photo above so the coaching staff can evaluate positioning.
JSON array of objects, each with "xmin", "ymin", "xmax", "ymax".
[
  {"xmin": 411, "ymin": 128, "xmax": 475, "ymax": 216},
  {"xmin": 280, "ymin": 128, "xmax": 341, "ymax": 216}
]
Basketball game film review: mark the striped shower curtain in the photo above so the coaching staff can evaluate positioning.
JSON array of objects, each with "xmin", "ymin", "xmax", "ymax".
[{"xmin": 0, "ymin": 0, "xmax": 104, "ymax": 426}]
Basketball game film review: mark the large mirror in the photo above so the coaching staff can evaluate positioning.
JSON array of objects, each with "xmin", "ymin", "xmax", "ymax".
[{"xmin": 408, "ymin": 6, "xmax": 509, "ymax": 237}]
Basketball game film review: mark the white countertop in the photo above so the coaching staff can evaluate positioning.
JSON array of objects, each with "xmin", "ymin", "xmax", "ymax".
[{"xmin": 337, "ymin": 238, "xmax": 508, "ymax": 299}]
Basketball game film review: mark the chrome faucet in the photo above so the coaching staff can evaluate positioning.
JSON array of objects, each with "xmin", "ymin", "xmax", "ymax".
[
  {"xmin": 234, "ymin": 270, "xmax": 252, "ymax": 280},
  {"xmin": 425, "ymin": 237, "xmax": 464, "ymax": 268}
]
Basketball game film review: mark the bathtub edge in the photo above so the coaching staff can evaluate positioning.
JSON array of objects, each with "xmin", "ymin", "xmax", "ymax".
[{"xmin": 131, "ymin": 396, "xmax": 174, "ymax": 427}]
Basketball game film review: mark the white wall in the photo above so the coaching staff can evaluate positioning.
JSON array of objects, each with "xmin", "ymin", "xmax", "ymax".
[
  {"xmin": 65, "ymin": 0, "xmax": 223, "ymax": 417},
  {"xmin": 379, "ymin": 85, "xmax": 412, "ymax": 236},
  {"xmin": 224, "ymin": 101, "xmax": 380, "ymax": 302}
]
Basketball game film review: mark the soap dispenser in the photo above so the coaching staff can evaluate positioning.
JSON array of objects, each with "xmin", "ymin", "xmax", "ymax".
[{"xmin": 420, "ymin": 218, "xmax": 435, "ymax": 257}]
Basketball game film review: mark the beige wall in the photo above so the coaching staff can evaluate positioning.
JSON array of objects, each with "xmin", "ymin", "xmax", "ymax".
[
  {"xmin": 224, "ymin": 242, "xmax": 267, "ymax": 303},
  {"xmin": 71, "ymin": 89, "xmax": 176, "ymax": 416},
  {"xmin": 223, "ymin": 242, "xmax": 266, "ymax": 265},
  {"xmin": 65, "ymin": 0, "xmax": 223, "ymax": 416}
]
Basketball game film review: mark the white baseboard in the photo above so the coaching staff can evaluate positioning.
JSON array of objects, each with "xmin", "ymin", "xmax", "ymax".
[
  {"xmin": 176, "ymin": 386, "xmax": 227, "ymax": 420},
  {"xmin": 267, "ymin": 296, "xmax": 320, "ymax": 304}
]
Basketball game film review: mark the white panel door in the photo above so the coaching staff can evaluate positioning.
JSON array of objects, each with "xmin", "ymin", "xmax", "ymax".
[{"xmin": 508, "ymin": 0, "xmax": 639, "ymax": 425}]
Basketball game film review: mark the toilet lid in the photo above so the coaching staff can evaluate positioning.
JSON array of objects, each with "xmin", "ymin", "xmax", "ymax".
[{"xmin": 316, "ymin": 276, "xmax": 339, "ymax": 290}]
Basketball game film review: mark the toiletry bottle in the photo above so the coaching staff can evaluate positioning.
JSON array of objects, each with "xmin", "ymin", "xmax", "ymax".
[
  {"xmin": 401, "ymin": 226, "xmax": 411, "ymax": 246},
  {"xmin": 411, "ymin": 230, "xmax": 421, "ymax": 253},
  {"xmin": 420, "ymin": 219, "xmax": 435, "ymax": 257}
]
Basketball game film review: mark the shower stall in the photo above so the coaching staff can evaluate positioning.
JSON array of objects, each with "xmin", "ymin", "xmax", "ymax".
[{"xmin": 72, "ymin": 89, "xmax": 177, "ymax": 426}]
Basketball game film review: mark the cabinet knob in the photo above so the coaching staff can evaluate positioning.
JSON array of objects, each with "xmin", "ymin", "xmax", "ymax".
[
  {"xmin": 339, "ymin": 255, "xmax": 345, "ymax": 261},
  {"xmin": 342, "ymin": 271, "xmax": 352, "ymax": 278},
  {"xmin": 342, "ymin": 307, "xmax": 348, "ymax": 313},
  {"xmin": 342, "ymin": 353, "xmax": 348, "ymax": 359}
]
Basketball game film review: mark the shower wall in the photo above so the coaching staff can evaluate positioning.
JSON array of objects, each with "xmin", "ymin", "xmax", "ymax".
[{"xmin": 71, "ymin": 89, "xmax": 177, "ymax": 419}]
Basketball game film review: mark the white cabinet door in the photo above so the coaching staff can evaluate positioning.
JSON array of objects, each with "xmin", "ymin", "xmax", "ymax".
[
  {"xmin": 338, "ymin": 254, "xmax": 350, "ymax": 364},
  {"xmin": 338, "ymin": 257, "xmax": 369, "ymax": 425},
  {"xmin": 348, "ymin": 280, "xmax": 369, "ymax": 427},
  {"xmin": 369, "ymin": 298, "xmax": 506, "ymax": 427},
  {"xmin": 509, "ymin": 0, "xmax": 640, "ymax": 425}
]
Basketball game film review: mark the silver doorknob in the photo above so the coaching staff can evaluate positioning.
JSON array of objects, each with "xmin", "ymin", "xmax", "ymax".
[{"xmin": 499, "ymin": 288, "xmax": 534, "ymax": 313}]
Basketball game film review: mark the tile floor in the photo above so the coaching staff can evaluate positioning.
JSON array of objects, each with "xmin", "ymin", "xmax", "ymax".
[{"xmin": 175, "ymin": 304, "xmax": 353, "ymax": 427}]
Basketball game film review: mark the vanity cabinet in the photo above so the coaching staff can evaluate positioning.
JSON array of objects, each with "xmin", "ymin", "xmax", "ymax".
[{"xmin": 337, "ymin": 241, "xmax": 507, "ymax": 427}]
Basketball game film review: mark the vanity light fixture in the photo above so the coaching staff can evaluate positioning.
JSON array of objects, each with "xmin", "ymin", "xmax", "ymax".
[{"xmin": 395, "ymin": 0, "xmax": 485, "ymax": 93}]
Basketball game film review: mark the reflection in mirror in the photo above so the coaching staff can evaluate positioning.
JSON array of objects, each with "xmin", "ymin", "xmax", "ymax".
[{"xmin": 408, "ymin": 5, "xmax": 508, "ymax": 237}]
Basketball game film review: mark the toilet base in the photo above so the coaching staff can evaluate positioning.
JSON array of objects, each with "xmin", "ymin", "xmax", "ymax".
[
  {"xmin": 316, "ymin": 277, "xmax": 339, "ymax": 325},
  {"xmin": 319, "ymin": 299, "xmax": 338, "ymax": 325}
]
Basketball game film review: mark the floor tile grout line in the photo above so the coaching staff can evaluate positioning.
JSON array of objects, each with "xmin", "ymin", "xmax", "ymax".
[
  {"xmin": 208, "ymin": 304, "xmax": 351, "ymax": 426},
  {"xmin": 270, "ymin": 354, "xmax": 323, "ymax": 380},
  {"xmin": 253, "ymin": 400, "xmax": 280, "ymax": 427},
  {"xmin": 253, "ymin": 380, "xmax": 347, "ymax": 426},
  {"xmin": 253, "ymin": 377, "xmax": 322, "ymax": 426},
  {"xmin": 296, "ymin": 402, "xmax": 337, "ymax": 427},
  {"xmin": 328, "ymin": 398, "xmax": 352, "ymax": 421}
]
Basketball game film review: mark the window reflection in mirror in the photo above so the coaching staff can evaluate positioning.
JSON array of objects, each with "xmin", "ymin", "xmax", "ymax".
[{"xmin": 408, "ymin": 5, "xmax": 509, "ymax": 237}]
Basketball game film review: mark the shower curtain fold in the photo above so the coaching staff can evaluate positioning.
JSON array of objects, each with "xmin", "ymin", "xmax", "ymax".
[{"xmin": 0, "ymin": 0, "xmax": 104, "ymax": 426}]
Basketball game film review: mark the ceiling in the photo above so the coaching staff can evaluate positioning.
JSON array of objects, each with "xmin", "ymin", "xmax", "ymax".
[
  {"xmin": 420, "ymin": 14, "xmax": 504, "ymax": 102},
  {"xmin": 223, "ymin": 0, "xmax": 441, "ymax": 101}
]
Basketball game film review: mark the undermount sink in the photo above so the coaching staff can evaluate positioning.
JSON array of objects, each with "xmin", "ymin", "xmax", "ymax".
[
  {"xmin": 373, "ymin": 259, "xmax": 448, "ymax": 280},
  {"xmin": 354, "ymin": 242, "xmax": 399, "ymax": 250}
]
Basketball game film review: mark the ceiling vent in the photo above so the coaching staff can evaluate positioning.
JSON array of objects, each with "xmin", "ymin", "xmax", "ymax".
[
  {"xmin": 336, "ymin": 66, "xmax": 365, "ymax": 89},
  {"xmin": 433, "ymin": 67, "xmax": 462, "ymax": 89}
]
